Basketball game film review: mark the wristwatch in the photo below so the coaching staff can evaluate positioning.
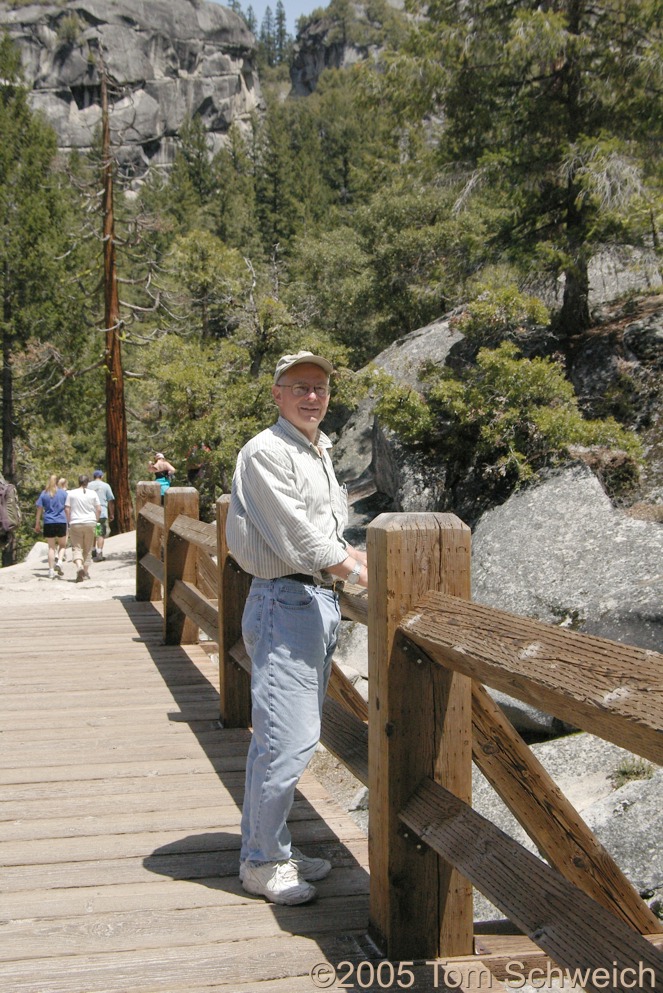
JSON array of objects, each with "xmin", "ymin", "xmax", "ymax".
[{"xmin": 346, "ymin": 560, "xmax": 362, "ymax": 584}]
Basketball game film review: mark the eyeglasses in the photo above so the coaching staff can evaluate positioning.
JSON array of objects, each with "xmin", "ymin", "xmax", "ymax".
[{"xmin": 278, "ymin": 383, "xmax": 331, "ymax": 398}]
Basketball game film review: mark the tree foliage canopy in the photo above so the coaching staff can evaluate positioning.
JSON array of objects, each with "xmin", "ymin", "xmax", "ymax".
[{"xmin": 1, "ymin": 0, "xmax": 659, "ymax": 552}]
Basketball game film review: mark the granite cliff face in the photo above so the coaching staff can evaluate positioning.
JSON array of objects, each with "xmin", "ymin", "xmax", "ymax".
[
  {"xmin": 290, "ymin": 0, "xmax": 406, "ymax": 96},
  {"xmin": 290, "ymin": 13, "xmax": 377, "ymax": 96},
  {"xmin": 0, "ymin": 0, "xmax": 261, "ymax": 177}
]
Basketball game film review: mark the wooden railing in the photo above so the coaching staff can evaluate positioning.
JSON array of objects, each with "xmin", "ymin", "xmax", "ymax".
[{"xmin": 136, "ymin": 484, "xmax": 663, "ymax": 990}]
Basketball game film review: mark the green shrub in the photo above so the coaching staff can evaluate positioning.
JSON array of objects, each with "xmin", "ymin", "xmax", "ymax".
[
  {"xmin": 457, "ymin": 285, "xmax": 550, "ymax": 347},
  {"xmin": 56, "ymin": 13, "xmax": 81, "ymax": 45},
  {"xmin": 611, "ymin": 756, "xmax": 655, "ymax": 789},
  {"xmin": 374, "ymin": 380, "xmax": 435, "ymax": 444},
  {"xmin": 376, "ymin": 341, "xmax": 642, "ymax": 488}
]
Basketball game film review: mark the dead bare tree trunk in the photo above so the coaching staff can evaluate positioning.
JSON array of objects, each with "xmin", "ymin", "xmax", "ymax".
[{"xmin": 101, "ymin": 69, "xmax": 132, "ymax": 533}]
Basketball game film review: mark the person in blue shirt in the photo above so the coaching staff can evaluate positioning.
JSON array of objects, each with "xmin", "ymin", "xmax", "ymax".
[
  {"xmin": 88, "ymin": 470, "xmax": 115, "ymax": 561},
  {"xmin": 34, "ymin": 474, "xmax": 68, "ymax": 579}
]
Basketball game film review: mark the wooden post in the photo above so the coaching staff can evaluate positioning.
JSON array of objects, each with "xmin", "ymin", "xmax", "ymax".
[
  {"xmin": 136, "ymin": 481, "xmax": 162, "ymax": 601},
  {"xmin": 164, "ymin": 487, "xmax": 199, "ymax": 645},
  {"xmin": 367, "ymin": 512, "xmax": 473, "ymax": 960},
  {"xmin": 216, "ymin": 495, "xmax": 252, "ymax": 728}
]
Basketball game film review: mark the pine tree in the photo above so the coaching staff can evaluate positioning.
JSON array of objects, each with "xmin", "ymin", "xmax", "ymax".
[
  {"xmin": 274, "ymin": 0, "xmax": 290, "ymax": 64},
  {"xmin": 213, "ymin": 123, "xmax": 260, "ymax": 255},
  {"xmin": 259, "ymin": 6, "xmax": 276, "ymax": 68},
  {"xmin": 254, "ymin": 102, "xmax": 300, "ymax": 250},
  {"xmin": 245, "ymin": 5, "xmax": 257, "ymax": 34},
  {"xmin": 0, "ymin": 37, "xmax": 87, "ymax": 562},
  {"xmin": 408, "ymin": 0, "xmax": 663, "ymax": 344}
]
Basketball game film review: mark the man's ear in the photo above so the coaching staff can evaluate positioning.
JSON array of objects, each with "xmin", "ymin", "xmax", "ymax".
[{"xmin": 271, "ymin": 384, "xmax": 282, "ymax": 406}]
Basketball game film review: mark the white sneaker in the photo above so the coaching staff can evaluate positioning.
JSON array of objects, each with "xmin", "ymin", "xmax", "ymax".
[
  {"xmin": 239, "ymin": 847, "xmax": 331, "ymax": 883},
  {"xmin": 48, "ymin": 568, "xmax": 56, "ymax": 579},
  {"xmin": 241, "ymin": 859, "xmax": 317, "ymax": 905},
  {"xmin": 54, "ymin": 563, "xmax": 63, "ymax": 576}
]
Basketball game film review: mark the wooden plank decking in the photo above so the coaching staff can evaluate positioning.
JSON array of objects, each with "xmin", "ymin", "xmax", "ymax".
[{"xmin": 0, "ymin": 598, "xmax": 378, "ymax": 993}]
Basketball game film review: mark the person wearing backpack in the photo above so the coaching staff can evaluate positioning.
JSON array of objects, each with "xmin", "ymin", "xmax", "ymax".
[
  {"xmin": 34, "ymin": 474, "xmax": 68, "ymax": 579},
  {"xmin": 0, "ymin": 471, "xmax": 22, "ymax": 566}
]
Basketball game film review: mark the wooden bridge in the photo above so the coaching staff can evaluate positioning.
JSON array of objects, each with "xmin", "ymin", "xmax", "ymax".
[
  {"xmin": 1, "ymin": 597, "xmax": 374, "ymax": 992},
  {"xmin": 1, "ymin": 483, "xmax": 662, "ymax": 992}
]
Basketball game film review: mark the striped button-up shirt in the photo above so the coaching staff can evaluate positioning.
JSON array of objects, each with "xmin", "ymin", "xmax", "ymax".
[{"xmin": 226, "ymin": 415, "xmax": 349, "ymax": 581}]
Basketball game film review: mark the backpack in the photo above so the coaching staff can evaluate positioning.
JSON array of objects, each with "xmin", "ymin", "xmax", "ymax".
[{"xmin": 0, "ymin": 477, "xmax": 21, "ymax": 541}]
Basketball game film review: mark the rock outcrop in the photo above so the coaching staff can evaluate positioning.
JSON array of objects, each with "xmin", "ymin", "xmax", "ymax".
[
  {"xmin": 290, "ymin": 13, "xmax": 378, "ymax": 96},
  {"xmin": 289, "ymin": 0, "xmax": 406, "ymax": 96},
  {"xmin": 332, "ymin": 293, "xmax": 663, "ymax": 723},
  {"xmin": 471, "ymin": 463, "xmax": 663, "ymax": 651},
  {"xmin": 0, "ymin": 0, "xmax": 261, "ymax": 177},
  {"xmin": 472, "ymin": 733, "xmax": 662, "ymax": 923},
  {"xmin": 334, "ymin": 293, "xmax": 663, "ymax": 520}
]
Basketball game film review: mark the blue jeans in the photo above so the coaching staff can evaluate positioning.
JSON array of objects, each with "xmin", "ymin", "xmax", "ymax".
[{"xmin": 240, "ymin": 577, "xmax": 340, "ymax": 864}]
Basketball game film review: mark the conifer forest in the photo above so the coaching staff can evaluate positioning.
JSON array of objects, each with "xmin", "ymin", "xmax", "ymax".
[{"xmin": 0, "ymin": 0, "xmax": 661, "ymax": 563}]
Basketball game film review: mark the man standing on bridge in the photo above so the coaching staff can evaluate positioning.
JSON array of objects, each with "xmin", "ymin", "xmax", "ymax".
[{"xmin": 226, "ymin": 350, "xmax": 368, "ymax": 906}]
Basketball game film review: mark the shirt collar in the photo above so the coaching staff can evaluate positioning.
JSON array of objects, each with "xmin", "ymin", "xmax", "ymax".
[{"xmin": 276, "ymin": 415, "xmax": 332, "ymax": 453}]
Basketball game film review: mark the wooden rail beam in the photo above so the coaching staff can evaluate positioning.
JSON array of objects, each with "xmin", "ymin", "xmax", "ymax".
[
  {"xmin": 169, "ymin": 515, "xmax": 217, "ymax": 553},
  {"xmin": 471, "ymin": 682, "xmax": 662, "ymax": 935},
  {"xmin": 171, "ymin": 580, "xmax": 218, "ymax": 644},
  {"xmin": 400, "ymin": 593, "xmax": 663, "ymax": 765},
  {"xmin": 327, "ymin": 663, "xmax": 369, "ymax": 724},
  {"xmin": 216, "ymin": 496, "xmax": 252, "ymax": 728},
  {"xmin": 399, "ymin": 778, "xmax": 663, "ymax": 993},
  {"xmin": 135, "ymin": 482, "xmax": 162, "ymax": 601},
  {"xmin": 137, "ymin": 500, "xmax": 164, "ymax": 528},
  {"xmin": 197, "ymin": 549, "xmax": 218, "ymax": 600},
  {"xmin": 473, "ymin": 932, "xmax": 663, "ymax": 980},
  {"xmin": 163, "ymin": 488, "xmax": 200, "ymax": 645},
  {"xmin": 338, "ymin": 584, "xmax": 368, "ymax": 625},
  {"xmin": 367, "ymin": 512, "xmax": 473, "ymax": 960},
  {"xmin": 138, "ymin": 551, "xmax": 164, "ymax": 588}
]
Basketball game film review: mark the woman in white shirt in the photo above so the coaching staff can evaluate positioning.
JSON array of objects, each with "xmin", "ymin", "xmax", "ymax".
[{"xmin": 65, "ymin": 475, "xmax": 101, "ymax": 582}]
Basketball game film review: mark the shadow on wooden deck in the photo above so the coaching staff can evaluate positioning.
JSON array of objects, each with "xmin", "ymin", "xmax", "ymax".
[
  {"xmin": 1, "ymin": 598, "xmax": 378, "ymax": 993},
  {"xmin": 121, "ymin": 599, "xmax": 374, "ymax": 945}
]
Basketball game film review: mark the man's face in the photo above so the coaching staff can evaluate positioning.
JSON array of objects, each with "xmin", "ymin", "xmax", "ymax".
[{"xmin": 272, "ymin": 362, "xmax": 331, "ymax": 440}]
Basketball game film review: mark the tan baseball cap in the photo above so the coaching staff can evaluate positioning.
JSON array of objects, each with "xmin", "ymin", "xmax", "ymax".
[{"xmin": 273, "ymin": 350, "xmax": 334, "ymax": 384}]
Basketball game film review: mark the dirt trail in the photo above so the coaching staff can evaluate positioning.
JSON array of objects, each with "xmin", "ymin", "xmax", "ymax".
[{"xmin": 0, "ymin": 531, "xmax": 137, "ymax": 606}]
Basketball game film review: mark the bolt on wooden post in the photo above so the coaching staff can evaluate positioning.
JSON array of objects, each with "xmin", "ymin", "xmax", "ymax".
[{"xmin": 367, "ymin": 512, "xmax": 473, "ymax": 960}]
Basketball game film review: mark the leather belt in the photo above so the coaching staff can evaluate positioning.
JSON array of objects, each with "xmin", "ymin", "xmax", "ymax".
[{"xmin": 283, "ymin": 573, "xmax": 344, "ymax": 592}]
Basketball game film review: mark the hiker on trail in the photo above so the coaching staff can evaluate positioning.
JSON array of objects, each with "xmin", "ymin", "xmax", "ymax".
[
  {"xmin": 88, "ymin": 470, "xmax": 115, "ymax": 562},
  {"xmin": 0, "ymin": 472, "xmax": 22, "ymax": 566},
  {"xmin": 148, "ymin": 452, "xmax": 175, "ymax": 501},
  {"xmin": 226, "ymin": 350, "xmax": 368, "ymax": 907},
  {"xmin": 57, "ymin": 478, "xmax": 69, "ymax": 562},
  {"xmin": 65, "ymin": 475, "xmax": 101, "ymax": 583},
  {"xmin": 34, "ymin": 474, "xmax": 68, "ymax": 579}
]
